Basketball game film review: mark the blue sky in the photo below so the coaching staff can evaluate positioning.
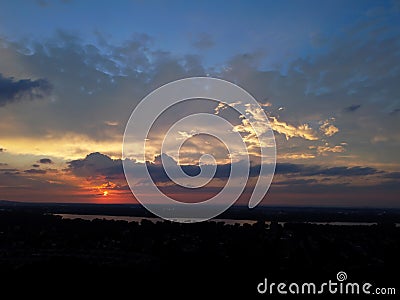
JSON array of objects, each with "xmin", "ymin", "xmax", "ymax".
[{"xmin": 2, "ymin": 0, "xmax": 398, "ymax": 69}]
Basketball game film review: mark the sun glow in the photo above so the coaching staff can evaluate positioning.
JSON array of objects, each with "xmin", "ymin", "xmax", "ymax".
[{"xmin": 103, "ymin": 191, "xmax": 109, "ymax": 197}]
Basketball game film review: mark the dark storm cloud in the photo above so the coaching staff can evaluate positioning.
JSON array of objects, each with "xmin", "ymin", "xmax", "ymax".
[
  {"xmin": 38, "ymin": 158, "xmax": 53, "ymax": 164},
  {"xmin": 67, "ymin": 152, "xmax": 123, "ymax": 178},
  {"xmin": 150, "ymin": 154, "xmax": 264, "ymax": 182},
  {"xmin": 68, "ymin": 152, "xmax": 230, "ymax": 182},
  {"xmin": 344, "ymin": 104, "xmax": 361, "ymax": 112},
  {"xmin": 32, "ymin": 164, "xmax": 40, "ymax": 168},
  {"xmin": 68, "ymin": 152, "xmax": 383, "ymax": 185},
  {"xmin": 24, "ymin": 169, "xmax": 47, "ymax": 174},
  {"xmin": 0, "ymin": 74, "xmax": 52, "ymax": 107}
]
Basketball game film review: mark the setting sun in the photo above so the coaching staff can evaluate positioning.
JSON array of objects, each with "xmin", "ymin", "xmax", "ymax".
[{"xmin": 103, "ymin": 191, "xmax": 109, "ymax": 197}]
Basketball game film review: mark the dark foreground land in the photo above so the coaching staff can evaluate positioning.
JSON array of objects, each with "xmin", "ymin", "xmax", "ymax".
[{"xmin": 0, "ymin": 204, "xmax": 399, "ymax": 297}]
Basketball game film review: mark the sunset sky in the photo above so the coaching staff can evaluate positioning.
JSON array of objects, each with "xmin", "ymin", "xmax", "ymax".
[{"xmin": 0, "ymin": 0, "xmax": 399, "ymax": 207}]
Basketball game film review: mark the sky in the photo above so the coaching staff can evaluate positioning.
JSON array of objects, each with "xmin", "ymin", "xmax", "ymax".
[{"xmin": 0, "ymin": 0, "xmax": 399, "ymax": 207}]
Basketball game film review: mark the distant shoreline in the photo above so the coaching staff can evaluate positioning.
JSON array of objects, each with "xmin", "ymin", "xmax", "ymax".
[{"xmin": 2, "ymin": 200, "xmax": 400, "ymax": 223}]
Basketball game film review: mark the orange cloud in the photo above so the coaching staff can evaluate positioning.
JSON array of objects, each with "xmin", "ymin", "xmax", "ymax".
[
  {"xmin": 279, "ymin": 153, "xmax": 316, "ymax": 160},
  {"xmin": 319, "ymin": 119, "xmax": 339, "ymax": 137},
  {"xmin": 317, "ymin": 143, "xmax": 345, "ymax": 155},
  {"xmin": 268, "ymin": 116, "xmax": 318, "ymax": 141}
]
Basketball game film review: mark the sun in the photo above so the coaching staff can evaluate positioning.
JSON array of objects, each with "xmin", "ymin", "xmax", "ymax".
[{"xmin": 103, "ymin": 191, "xmax": 109, "ymax": 197}]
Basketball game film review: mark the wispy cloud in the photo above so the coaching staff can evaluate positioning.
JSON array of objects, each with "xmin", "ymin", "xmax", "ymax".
[
  {"xmin": 268, "ymin": 116, "xmax": 318, "ymax": 141},
  {"xmin": 279, "ymin": 153, "xmax": 316, "ymax": 160},
  {"xmin": 317, "ymin": 143, "xmax": 345, "ymax": 155},
  {"xmin": 104, "ymin": 121, "xmax": 119, "ymax": 126}
]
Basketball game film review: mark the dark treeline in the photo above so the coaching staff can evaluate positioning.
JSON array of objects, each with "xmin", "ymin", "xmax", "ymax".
[{"xmin": 0, "ymin": 209, "xmax": 399, "ymax": 297}]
